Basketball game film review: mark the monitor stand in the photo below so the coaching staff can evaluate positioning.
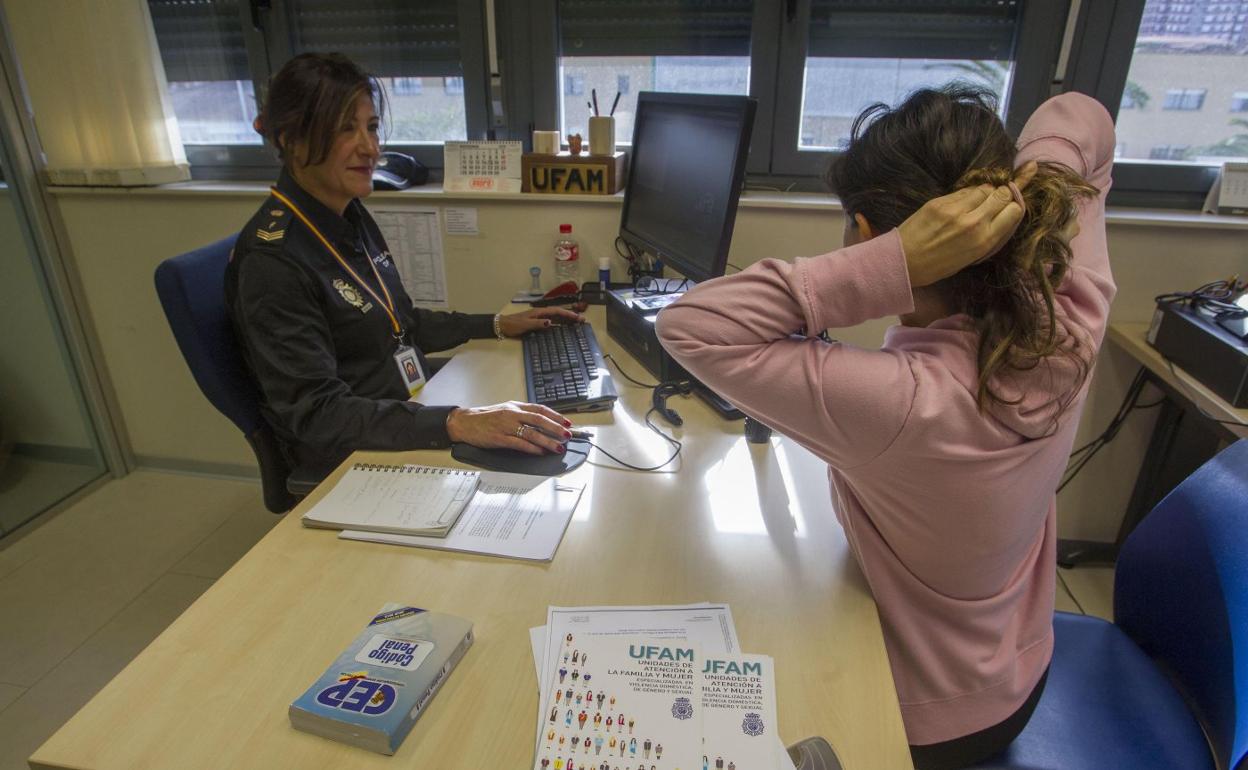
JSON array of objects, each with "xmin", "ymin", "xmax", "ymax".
[{"xmin": 694, "ymin": 384, "xmax": 744, "ymax": 420}]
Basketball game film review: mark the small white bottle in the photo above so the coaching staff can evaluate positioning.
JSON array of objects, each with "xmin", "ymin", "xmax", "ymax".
[{"xmin": 554, "ymin": 224, "xmax": 579, "ymax": 285}]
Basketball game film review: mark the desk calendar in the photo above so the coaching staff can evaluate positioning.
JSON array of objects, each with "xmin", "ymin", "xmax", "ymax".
[{"xmin": 444, "ymin": 140, "xmax": 523, "ymax": 193}]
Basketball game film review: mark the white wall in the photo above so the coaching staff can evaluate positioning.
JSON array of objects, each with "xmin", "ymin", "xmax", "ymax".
[{"xmin": 49, "ymin": 185, "xmax": 1248, "ymax": 538}]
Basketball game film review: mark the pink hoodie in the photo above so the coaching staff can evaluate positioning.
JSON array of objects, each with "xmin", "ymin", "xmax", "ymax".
[{"xmin": 656, "ymin": 93, "xmax": 1116, "ymax": 746}]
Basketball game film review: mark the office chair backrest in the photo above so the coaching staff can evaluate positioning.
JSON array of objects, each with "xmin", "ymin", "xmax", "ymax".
[
  {"xmin": 154, "ymin": 234, "xmax": 294, "ymax": 513},
  {"xmin": 1115, "ymin": 439, "xmax": 1248, "ymax": 770}
]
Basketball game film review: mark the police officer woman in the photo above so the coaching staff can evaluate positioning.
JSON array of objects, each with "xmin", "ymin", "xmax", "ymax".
[{"xmin": 226, "ymin": 53, "xmax": 578, "ymax": 475}]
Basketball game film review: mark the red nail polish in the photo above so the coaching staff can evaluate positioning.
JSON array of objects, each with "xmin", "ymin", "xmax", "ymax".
[
  {"xmin": 563, "ymin": 430, "xmax": 572, "ymax": 439},
  {"xmin": 557, "ymin": 445, "xmax": 565, "ymax": 453},
  {"xmin": 563, "ymin": 419, "xmax": 572, "ymax": 427}
]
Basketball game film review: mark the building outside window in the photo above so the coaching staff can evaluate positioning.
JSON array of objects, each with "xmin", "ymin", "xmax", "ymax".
[
  {"xmin": 1149, "ymin": 144, "xmax": 1191, "ymax": 159},
  {"xmin": 1163, "ymin": 88, "xmax": 1208, "ymax": 110}
]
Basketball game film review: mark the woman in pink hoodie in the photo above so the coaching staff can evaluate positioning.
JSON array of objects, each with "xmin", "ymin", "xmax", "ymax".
[{"xmin": 656, "ymin": 88, "xmax": 1116, "ymax": 769}]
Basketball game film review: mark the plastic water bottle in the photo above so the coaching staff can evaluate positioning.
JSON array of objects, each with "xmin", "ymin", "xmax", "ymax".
[{"xmin": 554, "ymin": 224, "xmax": 579, "ymax": 285}]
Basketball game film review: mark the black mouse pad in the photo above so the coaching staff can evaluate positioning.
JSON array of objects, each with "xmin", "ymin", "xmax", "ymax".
[{"xmin": 451, "ymin": 441, "xmax": 589, "ymax": 476}]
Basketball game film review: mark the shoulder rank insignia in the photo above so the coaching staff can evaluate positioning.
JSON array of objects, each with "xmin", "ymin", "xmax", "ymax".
[{"xmin": 256, "ymin": 225, "xmax": 285, "ymax": 242}]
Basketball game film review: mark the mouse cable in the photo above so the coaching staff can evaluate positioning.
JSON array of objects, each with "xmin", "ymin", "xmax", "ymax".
[{"xmin": 568, "ymin": 407, "xmax": 683, "ymax": 472}]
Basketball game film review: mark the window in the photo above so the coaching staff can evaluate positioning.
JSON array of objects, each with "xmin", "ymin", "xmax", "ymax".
[
  {"xmin": 1067, "ymin": 0, "xmax": 1248, "ymax": 207},
  {"xmin": 1163, "ymin": 88, "xmax": 1207, "ymax": 110},
  {"xmin": 551, "ymin": 0, "xmax": 753, "ymax": 147},
  {"xmin": 146, "ymin": 0, "xmax": 261, "ymax": 147},
  {"xmin": 507, "ymin": 0, "xmax": 1066, "ymax": 180},
  {"xmin": 147, "ymin": 0, "xmax": 488, "ymax": 177}
]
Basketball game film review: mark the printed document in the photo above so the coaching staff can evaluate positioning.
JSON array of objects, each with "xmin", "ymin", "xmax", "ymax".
[{"xmin": 340, "ymin": 474, "xmax": 584, "ymax": 561}]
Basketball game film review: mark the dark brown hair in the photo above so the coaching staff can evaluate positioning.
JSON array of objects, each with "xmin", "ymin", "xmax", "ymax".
[
  {"xmin": 825, "ymin": 85, "xmax": 1098, "ymax": 419},
  {"xmin": 255, "ymin": 53, "xmax": 386, "ymax": 168}
]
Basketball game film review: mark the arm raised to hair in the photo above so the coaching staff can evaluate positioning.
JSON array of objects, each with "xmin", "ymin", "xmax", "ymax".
[{"xmin": 656, "ymin": 233, "xmax": 918, "ymax": 469}]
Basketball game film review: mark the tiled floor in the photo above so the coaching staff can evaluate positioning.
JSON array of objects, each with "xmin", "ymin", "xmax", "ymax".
[
  {"xmin": 0, "ymin": 471, "xmax": 279, "ymax": 770},
  {"xmin": 0, "ymin": 471, "xmax": 1115, "ymax": 770}
]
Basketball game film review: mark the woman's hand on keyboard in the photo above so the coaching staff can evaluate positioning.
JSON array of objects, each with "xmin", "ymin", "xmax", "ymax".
[
  {"xmin": 446, "ymin": 401, "xmax": 572, "ymax": 454},
  {"xmin": 498, "ymin": 307, "xmax": 585, "ymax": 338}
]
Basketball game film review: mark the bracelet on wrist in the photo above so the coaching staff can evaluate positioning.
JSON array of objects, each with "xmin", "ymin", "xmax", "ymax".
[{"xmin": 493, "ymin": 313, "xmax": 506, "ymax": 340}]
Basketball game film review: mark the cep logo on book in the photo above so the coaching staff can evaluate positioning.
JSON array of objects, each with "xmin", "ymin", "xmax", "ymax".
[
  {"xmin": 315, "ymin": 676, "xmax": 397, "ymax": 716},
  {"xmin": 355, "ymin": 634, "xmax": 435, "ymax": 671}
]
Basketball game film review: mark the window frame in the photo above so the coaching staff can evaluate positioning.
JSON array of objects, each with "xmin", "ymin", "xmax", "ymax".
[
  {"xmin": 501, "ymin": 0, "xmax": 1071, "ymax": 185},
  {"xmin": 1063, "ymin": 0, "xmax": 1223, "ymax": 209},
  {"xmin": 767, "ymin": 0, "xmax": 1070, "ymax": 178},
  {"xmin": 165, "ymin": 0, "xmax": 492, "ymax": 181}
]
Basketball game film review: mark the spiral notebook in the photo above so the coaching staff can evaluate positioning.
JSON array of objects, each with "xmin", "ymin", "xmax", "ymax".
[{"xmin": 301, "ymin": 464, "xmax": 481, "ymax": 538}]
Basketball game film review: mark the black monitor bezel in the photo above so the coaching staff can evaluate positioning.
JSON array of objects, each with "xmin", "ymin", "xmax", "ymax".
[{"xmin": 618, "ymin": 91, "xmax": 757, "ymax": 285}]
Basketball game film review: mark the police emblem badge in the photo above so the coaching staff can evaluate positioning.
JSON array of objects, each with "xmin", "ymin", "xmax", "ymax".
[
  {"xmin": 333, "ymin": 279, "xmax": 372, "ymax": 312},
  {"xmin": 741, "ymin": 712, "xmax": 765, "ymax": 736},
  {"xmin": 671, "ymin": 696, "xmax": 694, "ymax": 721}
]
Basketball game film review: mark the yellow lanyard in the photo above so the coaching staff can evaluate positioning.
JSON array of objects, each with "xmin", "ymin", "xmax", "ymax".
[{"xmin": 269, "ymin": 187, "xmax": 404, "ymax": 339}]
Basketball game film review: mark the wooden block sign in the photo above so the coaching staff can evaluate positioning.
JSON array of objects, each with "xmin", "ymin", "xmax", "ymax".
[{"xmin": 522, "ymin": 151, "xmax": 627, "ymax": 195}]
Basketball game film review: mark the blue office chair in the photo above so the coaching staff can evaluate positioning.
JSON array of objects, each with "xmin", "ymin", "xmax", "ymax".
[
  {"xmin": 976, "ymin": 439, "xmax": 1248, "ymax": 770},
  {"xmin": 154, "ymin": 235, "xmax": 316, "ymax": 513}
]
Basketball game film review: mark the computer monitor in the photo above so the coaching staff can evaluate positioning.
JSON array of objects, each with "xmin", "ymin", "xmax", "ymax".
[{"xmin": 618, "ymin": 92, "xmax": 757, "ymax": 285}]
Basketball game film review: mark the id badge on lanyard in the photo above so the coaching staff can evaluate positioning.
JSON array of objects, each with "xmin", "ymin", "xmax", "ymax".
[{"xmin": 394, "ymin": 345, "xmax": 426, "ymax": 396}]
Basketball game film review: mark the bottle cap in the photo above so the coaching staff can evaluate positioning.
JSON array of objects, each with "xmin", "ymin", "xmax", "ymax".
[
  {"xmin": 559, "ymin": 224, "xmax": 572, "ymax": 233},
  {"xmin": 598, "ymin": 256, "xmax": 610, "ymax": 269}
]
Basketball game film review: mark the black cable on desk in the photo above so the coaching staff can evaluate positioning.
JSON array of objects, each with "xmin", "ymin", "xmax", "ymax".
[
  {"xmin": 568, "ymin": 407, "xmax": 683, "ymax": 472},
  {"xmin": 604, "ymin": 353, "xmax": 659, "ymax": 388}
]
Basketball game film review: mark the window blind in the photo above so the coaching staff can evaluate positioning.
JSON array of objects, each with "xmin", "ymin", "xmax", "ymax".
[
  {"xmin": 286, "ymin": 0, "xmax": 463, "ymax": 77},
  {"xmin": 809, "ymin": 0, "xmax": 1020, "ymax": 60},
  {"xmin": 558, "ymin": 0, "xmax": 754, "ymax": 57},
  {"xmin": 148, "ymin": 0, "xmax": 249, "ymax": 82}
]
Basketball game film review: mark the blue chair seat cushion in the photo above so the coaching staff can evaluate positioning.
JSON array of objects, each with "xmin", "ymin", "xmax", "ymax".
[{"xmin": 976, "ymin": 612, "xmax": 1213, "ymax": 770}]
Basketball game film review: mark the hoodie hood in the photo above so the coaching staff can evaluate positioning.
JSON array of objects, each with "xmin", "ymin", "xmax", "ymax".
[{"xmin": 884, "ymin": 313, "xmax": 1087, "ymax": 440}]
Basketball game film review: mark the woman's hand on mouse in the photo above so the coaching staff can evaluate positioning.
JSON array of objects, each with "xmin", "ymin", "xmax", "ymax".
[
  {"xmin": 897, "ymin": 160, "xmax": 1038, "ymax": 287},
  {"xmin": 498, "ymin": 307, "xmax": 585, "ymax": 337},
  {"xmin": 445, "ymin": 401, "xmax": 571, "ymax": 455}
]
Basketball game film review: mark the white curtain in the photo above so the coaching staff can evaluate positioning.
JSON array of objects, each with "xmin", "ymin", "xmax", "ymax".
[{"xmin": 3, "ymin": 0, "xmax": 189, "ymax": 186}]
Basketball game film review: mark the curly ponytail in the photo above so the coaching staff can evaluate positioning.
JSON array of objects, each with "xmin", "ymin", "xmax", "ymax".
[
  {"xmin": 825, "ymin": 86, "xmax": 1098, "ymax": 423},
  {"xmin": 952, "ymin": 163, "xmax": 1098, "ymax": 413}
]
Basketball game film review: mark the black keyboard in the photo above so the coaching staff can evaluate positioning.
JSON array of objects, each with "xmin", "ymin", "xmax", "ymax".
[{"xmin": 522, "ymin": 324, "xmax": 618, "ymax": 412}]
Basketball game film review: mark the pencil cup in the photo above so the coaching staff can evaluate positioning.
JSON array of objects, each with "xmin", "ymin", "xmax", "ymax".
[
  {"xmin": 533, "ymin": 130, "xmax": 561, "ymax": 155},
  {"xmin": 588, "ymin": 116, "xmax": 616, "ymax": 157}
]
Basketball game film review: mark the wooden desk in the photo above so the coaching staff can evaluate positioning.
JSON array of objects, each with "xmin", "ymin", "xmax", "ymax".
[
  {"xmin": 31, "ymin": 307, "xmax": 911, "ymax": 770},
  {"xmin": 1108, "ymin": 323, "xmax": 1248, "ymax": 437}
]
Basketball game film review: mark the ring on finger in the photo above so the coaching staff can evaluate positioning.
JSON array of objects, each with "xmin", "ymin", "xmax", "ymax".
[{"xmin": 514, "ymin": 424, "xmax": 529, "ymax": 438}]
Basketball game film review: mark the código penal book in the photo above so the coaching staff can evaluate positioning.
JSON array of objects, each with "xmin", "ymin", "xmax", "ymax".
[{"xmin": 290, "ymin": 604, "xmax": 473, "ymax": 755}]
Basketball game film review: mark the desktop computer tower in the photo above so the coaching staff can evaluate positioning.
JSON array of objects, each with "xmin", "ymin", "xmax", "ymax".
[
  {"xmin": 605, "ymin": 288, "xmax": 744, "ymax": 419},
  {"xmin": 605, "ymin": 288, "xmax": 691, "ymax": 383}
]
